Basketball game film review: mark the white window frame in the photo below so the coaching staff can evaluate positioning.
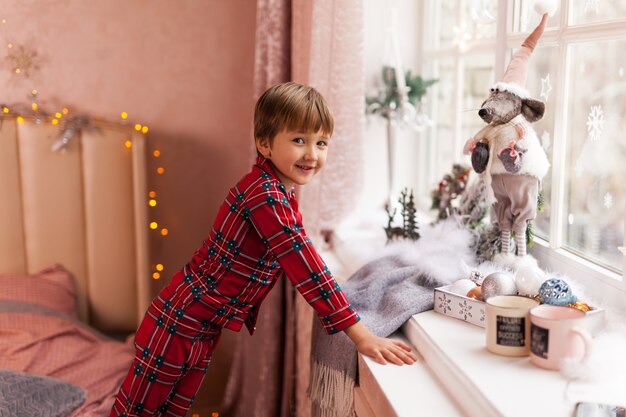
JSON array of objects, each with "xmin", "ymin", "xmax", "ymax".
[{"xmin": 419, "ymin": 0, "xmax": 626, "ymax": 304}]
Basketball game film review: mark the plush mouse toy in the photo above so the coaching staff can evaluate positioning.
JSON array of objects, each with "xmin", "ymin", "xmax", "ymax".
[{"xmin": 463, "ymin": 3, "xmax": 556, "ymax": 267}]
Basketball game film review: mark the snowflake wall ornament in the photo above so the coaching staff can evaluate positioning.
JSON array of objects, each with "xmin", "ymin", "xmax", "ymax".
[
  {"xmin": 4, "ymin": 44, "xmax": 41, "ymax": 78},
  {"xmin": 586, "ymin": 105, "xmax": 605, "ymax": 142},
  {"xmin": 540, "ymin": 74, "xmax": 552, "ymax": 102}
]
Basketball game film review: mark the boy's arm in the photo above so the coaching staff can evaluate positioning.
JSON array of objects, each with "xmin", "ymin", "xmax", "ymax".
[
  {"xmin": 245, "ymin": 181, "xmax": 360, "ymax": 334},
  {"xmin": 344, "ymin": 321, "xmax": 417, "ymax": 366}
]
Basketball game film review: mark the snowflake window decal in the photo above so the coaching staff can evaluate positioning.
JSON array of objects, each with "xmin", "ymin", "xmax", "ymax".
[
  {"xmin": 604, "ymin": 192, "xmax": 613, "ymax": 209},
  {"xmin": 586, "ymin": 104, "xmax": 605, "ymax": 142}
]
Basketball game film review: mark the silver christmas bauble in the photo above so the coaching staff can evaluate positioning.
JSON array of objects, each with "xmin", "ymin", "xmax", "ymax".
[{"xmin": 481, "ymin": 272, "xmax": 517, "ymax": 300}]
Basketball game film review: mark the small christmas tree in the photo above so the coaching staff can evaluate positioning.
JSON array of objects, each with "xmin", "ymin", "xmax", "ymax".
[
  {"xmin": 400, "ymin": 188, "xmax": 420, "ymax": 241},
  {"xmin": 384, "ymin": 188, "xmax": 420, "ymax": 243}
]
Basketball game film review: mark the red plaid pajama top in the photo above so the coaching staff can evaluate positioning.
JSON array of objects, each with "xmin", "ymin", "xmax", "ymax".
[{"xmin": 174, "ymin": 156, "xmax": 360, "ymax": 335}]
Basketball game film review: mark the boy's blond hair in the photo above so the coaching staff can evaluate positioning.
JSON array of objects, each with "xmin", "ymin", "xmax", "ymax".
[{"xmin": 254, "ymin": 82, "xmax": 334, "ymax": 148}]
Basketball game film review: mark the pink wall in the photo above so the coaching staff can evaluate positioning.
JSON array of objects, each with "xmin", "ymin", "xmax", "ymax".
[
  {"xmin": 1, "ymin": 0, "xmax": 256, "ymax": 290},
  {"xmin": 1, "ymin": 0, "xmax": 257, "ymax": 407}
]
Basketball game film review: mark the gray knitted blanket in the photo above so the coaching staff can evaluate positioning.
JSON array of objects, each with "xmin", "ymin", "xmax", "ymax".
[{"xmin": 308, "ymin": 219, "xmax": 476, "ymax": 417}]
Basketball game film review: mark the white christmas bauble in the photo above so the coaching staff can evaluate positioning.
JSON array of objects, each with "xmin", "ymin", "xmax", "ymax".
[
  {"xmin": 449, "ymin": 279, "xmax": 477, "ymax": 296},
  {"xmin": 515, "ymin": 266, "xmax": 546, "ymax": 296},
  {"xmin": 481, "ymin": 272, "xmax": 517, "ymax": 300}
]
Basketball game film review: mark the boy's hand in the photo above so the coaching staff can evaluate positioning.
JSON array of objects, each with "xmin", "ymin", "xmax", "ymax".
[
  {"xmin": 344, "ymin": 321, "xmax": 417, "ymax": 366},
  {"xmin": 355, "ymin": 334, "xmax": 416, "ymax": 365}
]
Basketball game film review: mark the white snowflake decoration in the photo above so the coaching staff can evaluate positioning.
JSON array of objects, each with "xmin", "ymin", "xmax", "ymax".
[
  {"xmin": 603, "ymin": 192, "xmax": 613, "ymax": 209},
  {"xmin": 586, "ymin": 105, "xmax": 605, "ymax": 142},
  {"xmin": 541, "ymin": 131, "xmax": 551, "ymax": 151},
  {"xmin": 585, "ymin": 0, "xmax": 600, "ymax": 14},
  {"xmin": 540, "ymin": 74, "xmax": 552, "ymax": 102}
]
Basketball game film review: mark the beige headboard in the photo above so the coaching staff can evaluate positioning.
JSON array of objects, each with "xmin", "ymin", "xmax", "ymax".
[{"xmin": 0, "ymin": 115, "xmax": 150, "ymax": 332}]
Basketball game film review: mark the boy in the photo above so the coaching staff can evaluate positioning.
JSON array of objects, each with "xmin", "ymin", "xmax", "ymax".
[{"xmin": 111, "ymin": 82, "xmax": 415, "ymax": 417}]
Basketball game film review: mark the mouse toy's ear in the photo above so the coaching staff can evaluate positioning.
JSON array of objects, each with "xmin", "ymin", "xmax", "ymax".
[{"xmin": 521, "ymin": 98, "xmax": 545, "ymax": 122}]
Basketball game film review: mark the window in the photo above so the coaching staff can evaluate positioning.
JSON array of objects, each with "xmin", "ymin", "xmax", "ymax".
[{"xmin": 419, "ymin": 0, "xmax": 625, "ymax": 289}]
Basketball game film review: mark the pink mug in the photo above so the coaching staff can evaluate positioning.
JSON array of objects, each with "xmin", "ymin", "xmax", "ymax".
[{"xmin": 529, "ymin": 305, "xmax": 593, "ymax": 371}]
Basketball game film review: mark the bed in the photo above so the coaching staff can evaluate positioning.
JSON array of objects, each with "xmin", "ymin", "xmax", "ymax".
[{"xmin": 0, "ymin": 113, "xmax": 151, "ymax": 416}]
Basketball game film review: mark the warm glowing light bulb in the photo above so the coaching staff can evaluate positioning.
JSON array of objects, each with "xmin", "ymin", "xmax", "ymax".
[
  {"xmin": 149, "ymin": 222, "xmax": 158, "ymax": 229},
  {"xmin": 153, "ymin": 149, "xmax": 161, "ymax": 157},
  {"xmin": 52, "ymin": 119, "xmax": 59, "ymax": 125},
  {"xmin": 134, "ymin": 124, "xmax": 142, "ymax": 131},
  {"xmin": 160, "ymin": 228, "xmax": 169, "ymax": 236},
  {"xmin": 156, "ymin": 167, "xmax": 165, "ymax": 174},
  {"xmin": 17, "ymin": 116, "xmax": 24, "ymax": 123},
  {"xmin": 2, "ymin": 107, "xmax": 8, "ymax": 113},
  {"xmin": 142, "ymin": 126, "xmax": 149, "ymax": 134},
  {"xmin": 31, "ymin": 89, "xmax": 38, "ymax": 96},
  {"xmin": 156, "ymin": 263, "xmax": 164, "ymax": 271},
  {"xmin": 149, "ymin": 199, "xmax": 157, "ymax": 207},
  {"xmin": 124, "ymin": 140, "xmax": 133, "ymax": 149},
  {"xmin": 148, "ymin": 191, "xmax": 156, "ymax": 198},
  {"xmin": 152, "ymin": 272, "xmax": 161, "ymax": 279},
  {"xmin": 31, "ymin": 103, "xmax": 38, "ymax": 111},
  {"xmin": 15, "ymin": 68, "xmax": 21, "ymax": 74},
  {"xmin": 55, "ymin": 112, "xmax": 62, "ymax": 119},
  {"xmin": 62, "ymin": 108, "xmax": 69, "ymax": 115},
  {"xmin": 121, "ymin": 112, "xmax": 128, "ymax": 119},
  {"xmin": 212, "ymin": 412, "xmax": 220, "ymax": 417},
  {"xmin": 1, "ymin": 19, "xmax": 5, "ymax": 24},
  {"xmin": 7, "ymin": 43, "xmax": 12, "ymax": 48}
]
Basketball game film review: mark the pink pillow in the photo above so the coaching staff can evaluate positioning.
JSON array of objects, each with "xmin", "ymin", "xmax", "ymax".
[{"xmin": 0, "ymin": 265, "xmax": 78, "ymax": 318}]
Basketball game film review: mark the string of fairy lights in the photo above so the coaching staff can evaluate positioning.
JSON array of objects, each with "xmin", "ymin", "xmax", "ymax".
[{"xmin": 2, "ymin": 88, "xmax": 168, "ymax": 283}]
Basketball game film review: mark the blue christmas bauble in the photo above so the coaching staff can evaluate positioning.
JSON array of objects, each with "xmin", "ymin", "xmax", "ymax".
[{"xmin": 538, "ymin": 278, "xmax": 577, "ymax": 306}]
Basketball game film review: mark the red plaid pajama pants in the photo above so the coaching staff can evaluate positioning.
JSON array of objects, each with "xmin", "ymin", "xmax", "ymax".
[{"xmin": 110, "ymin": 292, "xmax": 222, "ymax": 417}]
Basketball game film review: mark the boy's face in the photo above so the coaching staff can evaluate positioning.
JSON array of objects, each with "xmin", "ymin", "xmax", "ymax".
[{"xmin": 255, "ymin": 129, "xmax": 330, "ymax": 190}]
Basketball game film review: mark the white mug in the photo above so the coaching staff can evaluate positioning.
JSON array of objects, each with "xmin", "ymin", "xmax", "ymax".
[
  {"xmin": 486, "ymin": 295, "xmax": 539, "ymax": 356},
  {"xmin": 529, "ymin": 305, "xmax": 592, "ymax": 371}
]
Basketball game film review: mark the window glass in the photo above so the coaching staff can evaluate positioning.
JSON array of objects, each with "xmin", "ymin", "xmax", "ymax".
[
  {"xmin": 465, "ymin": 0, "xmax": 498, "ymax": 41},
  {"xmin": 461, "ymin": 54, "xmax": 495, "ymax": 149},
  {"xmin": 524, "ymin": 45, "xmax": 560, "ymax": 239},
  {"xmin": 569, "ymin": 0, "xmax": 626, "ymax": 25},
  {"xmin": 510, "ymin": 0, "xmax": 561, "ymax": 33},
  {"xmin": 431, "ymin": 58, "xmax": 457, "ymax": 182},
  {"xmin": 564, "ymin": 40, "xmax": 625, "ymax": 271},
  {"xmin": 437, "ymin": 0, "xmax": 457, "ymax": 48},
  {"xmin": 433, "ymin": 0, "xmax": 498, "ymax": 49}
]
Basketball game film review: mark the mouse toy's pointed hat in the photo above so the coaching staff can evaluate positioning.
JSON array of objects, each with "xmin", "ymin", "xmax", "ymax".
[{"xmin": 492, "ymin": 1, "xmax": 557, "ymax": 98}]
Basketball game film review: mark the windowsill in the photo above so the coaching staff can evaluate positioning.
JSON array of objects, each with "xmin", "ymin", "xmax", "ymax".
[
  {"xmin": 355, "ymin": 332, "xmax": 465, "ymax": 417},
  {"xmin": 356, "ymin": 311, "xmax": 626, "ymax": 417},
  {"xmin": 327, "ymin": 210, "xmax": 626, "ymax": 416},
  {"xmin": 403, "ymin": 311, "xmax": 626, "ymax": 417}
]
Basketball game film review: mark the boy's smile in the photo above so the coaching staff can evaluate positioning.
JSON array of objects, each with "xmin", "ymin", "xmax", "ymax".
[{"xmin": 256, "ymin": 129, "xmax": 330, "ymax": 190}]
